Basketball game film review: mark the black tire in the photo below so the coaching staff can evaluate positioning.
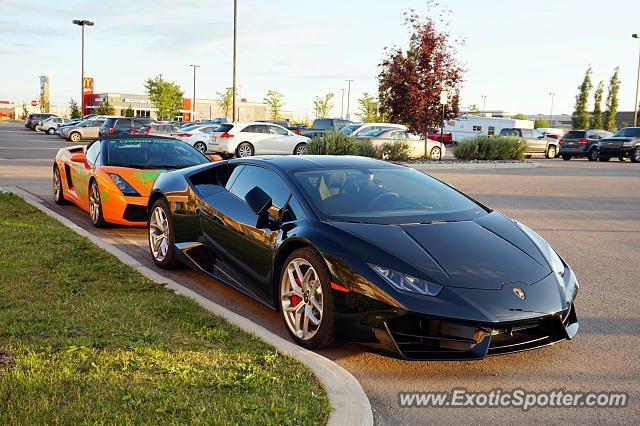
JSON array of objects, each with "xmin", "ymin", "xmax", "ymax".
[
  {"xmin": 599, "ymin": 156, "xmax": 610, "ymax": 162},
  {"xmin": 631, "ymin": 149, "xmax": 640, "ymax": 163},
  {"xmin": 148, "ymin": 198, "xmax": 179, "ymax": 269},
  {"xmin": 70, "ymin": 132, "xmax": 81, "ymax": 143},
  {"xmin": 546, "ymin": 145, "xmax": 557, "ymax": 159},
  {"xmin": 52, "ymin": 165, "xmax": 68, "ymax": 205},
  {"xmin": 619, "ymin": 157, "xmax": 626, "ymax": 162},
  {"xmin": 235, "ymin": 142, "xmax": 254, "ymax": 158},
  {"xmin": 279, "ymin": 247, "xmax": 335, "ymax": 349},
  {"xmin": 89, "ymin": 180, "xmax": 107, "ymax": 228},
  {"xmin": 293, "ymin": 142, "xmax": 307, "ymax": 155},
  {"xmin": 47, "ymin": 127, "xmax": 55, "ymax": 135},
  {"xmin": 561, "ymin": 154, "xmax": 571, "ymax": 161},
  {"xmin": 429, "ymin": 146, "xmax": 442, "ymax": 160},
  {"xmin": 194, "ymin": 141, "xmax": 207, "ymax": 153},
  {"xmin": 588, "ymin": 148, "xmax": 598, "ymax": 161}
]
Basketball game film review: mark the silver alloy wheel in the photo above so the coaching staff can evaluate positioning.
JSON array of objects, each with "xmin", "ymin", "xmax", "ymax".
[
  {"xmin": 48, "ymin": 127, "xmax": 55, "ymax": 135},
  {"xmin": 430, "ymin": 146, "xmax": 442, "ymax": 160},
  {"xmin": 89, "ymin": 182, "xmax": 101, "ymax": 224},
  {"xmin": 281, "ymin": 258, "xmax": 323, "ymax": 340},
  {"xmin": 633, "ymin": 150, "xmax": 640, "ymax": 162},
  {"xmin": 194, "ymin": 141, "xmax": 206, "ymax": 153},
  {"xmin": 149, "ymin": 206, "xmax": 169, "ymax": 261},
  {"xmin": 70, "ymin": 132, "xmax": 80, "ymax": 142},
  {"xmin": 53, "ymin": 167, "xmax": 61, "ymax": 200},
  {"xmin": 237, "ymin": 143, "xmax": 253, "ymax": 157},
  {"xmin": 294, "ymin": 143, "xmax": 307, "ymax": 155},
  {"xmin": 547, "ymin": 146, "xmax": 556, "ymax": 158}
]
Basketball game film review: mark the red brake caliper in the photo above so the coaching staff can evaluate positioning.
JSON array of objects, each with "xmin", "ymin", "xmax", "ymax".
[{"xmin": 291, "ymin": 276, "xmax": 301, "ymax": 307}]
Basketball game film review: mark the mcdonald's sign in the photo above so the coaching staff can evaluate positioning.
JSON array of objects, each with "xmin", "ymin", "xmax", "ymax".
[{"xmin": 83, "ymin": 77, "xmax": 94, "ymax": 94}]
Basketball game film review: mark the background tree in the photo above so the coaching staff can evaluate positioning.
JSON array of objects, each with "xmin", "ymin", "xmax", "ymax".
[
  {"xmin": 313, "ymin": 93, "xmax": 334, "ymax": 118},
  {"xmin": 264, "ymin": 90, "xmax": 284, "ymax": 120},
  {"xmin": 124, "ymin": 104, "xmax": 135, "ymax": 117},
  {"xmin": 534, "ymin": 117, "xmax": 549, "ymax": 128},
  {"xmin": 620, "ymin": 121, "xmax": 629, "ymax": 128},
  {"xmin": 144, "ymin": 75, "xmax": 184, "ymax": 121},
  {"xmin": 378, "ymin": 6, "xmax": 464, "ymax": 137},
  {"xmin": 357, "ymin": 92, "xmax": 380, "ymax": 122},
  {"xmin": 466, "ymin": 104, "xmax": 480, "ymax": 114},
  {"xmin": 217, "ymin": 88, "xmax": 233, "ymax": 119},
  {"xmin": 21, "ymin": 103, "xmax": 29, "ymax": 119},
  {"xmin": 590, "ymin": 81, "xmax": 604, "ymax": 129},
  {"xmin": 94, "ymin": 101, "xmax": 115, "ymax": 115},
  {"xmin": 572, "ymin": 67, "xmax": 593, "ymax": 129},
  {"xmin": 69, "ymin": 98, "xmax": 81, "ymax": 119},
  {"xmin": 511, "ymin": 113, "xmax": 528, "ymax": 121},
  {"xmin": 603, "ymin": 67, "xmax": 620, "ymax": 132}
]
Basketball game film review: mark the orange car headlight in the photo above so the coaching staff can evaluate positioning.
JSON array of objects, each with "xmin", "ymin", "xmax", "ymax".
[{"xmin": 107, "ymin": 173, "xmax": 141, "ymax": 196}]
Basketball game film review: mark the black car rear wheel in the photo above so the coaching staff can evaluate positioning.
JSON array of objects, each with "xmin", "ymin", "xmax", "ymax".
[
  {"xmin": 631, "ymin": 149, "xmax": 640, "ymax": 163},
  {"xmin": 599, "ymin": 156, "xmax": 610, "ymax": 162},
  {"xmin": 588, "ymin": 149, "xmax": 598, "ymax": 161},
  {"xmin": 279, "ymin": 248, "xmax": 335, "ymax": 349},
  {"xmin": 562, "ymin": 154, "xmax": 571, "ymax": 161},
  {"xmin": 149, "ymin": 198, "xmax": 178, "ymax": 269}
]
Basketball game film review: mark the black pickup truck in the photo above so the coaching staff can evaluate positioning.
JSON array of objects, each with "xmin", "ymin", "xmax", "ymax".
[{"xmin": 299, "ymin": 118, "xmax": 352, "ymax": 139}]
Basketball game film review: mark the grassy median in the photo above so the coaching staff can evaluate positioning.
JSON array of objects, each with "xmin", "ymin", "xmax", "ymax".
[{"xmin": 0, "ymin": 192, "xmax": 329, "ymax": 424}]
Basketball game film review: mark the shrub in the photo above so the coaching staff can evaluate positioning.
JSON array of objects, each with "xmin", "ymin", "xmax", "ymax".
[
  {"xmin": 453, "ymin": 136, "xmax": 527, "ymax": 160},
  {"xmin": 381, "ymin": 141, "xmax": 411, "ymax": 161},
  {"xmin": 357, "ymin": 140, "xmax": 382, "ymax": 158},
  {"xmin": 306, "ymin": 131, "xmax": 360, "ymax": 155}
]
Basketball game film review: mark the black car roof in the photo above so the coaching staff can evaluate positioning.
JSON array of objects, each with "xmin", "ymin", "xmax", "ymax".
[
  {"xmin": 229, "ymin": 155, "xmax": 402, "ymax": 172},
  {"xmin": 97, "ymin": 135, "xmax": 178, "ymax": 142}
]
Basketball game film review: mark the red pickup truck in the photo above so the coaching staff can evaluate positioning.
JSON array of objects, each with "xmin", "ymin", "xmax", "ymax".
[{"xmin": 427, "ymin": 128, "xmax": 452, "ymax": 144}]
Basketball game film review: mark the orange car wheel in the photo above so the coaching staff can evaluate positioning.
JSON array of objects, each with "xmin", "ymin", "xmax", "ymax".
[
  {"xmin": 53, "ymin": 165, "xmax": 68, "ymax": 205},
  {"xmin": 89, "ymin": 180, "xmax": 108, "ymax": 228}
]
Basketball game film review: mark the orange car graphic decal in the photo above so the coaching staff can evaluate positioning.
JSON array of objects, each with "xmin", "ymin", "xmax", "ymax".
[
  {"xmin": 132, "ymin": 170, "xmax": 166, "ymax": 189},
  {"xmin": 100, "ymin": 190, "xmax": 108, "ymax": 202},
  {"xmin": 70, "ymin": 162, "xmax": 88, "ymax": 200}
]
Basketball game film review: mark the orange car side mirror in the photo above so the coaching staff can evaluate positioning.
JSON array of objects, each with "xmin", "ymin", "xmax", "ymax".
[
  {"xmin": 69, "ymin": 153, "xmax": 87, "ymax": 164},
  {"xmin": 209, "ymin": 154, "xmax": 222, "ymax": 162}
]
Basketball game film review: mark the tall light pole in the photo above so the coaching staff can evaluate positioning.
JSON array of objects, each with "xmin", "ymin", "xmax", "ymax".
[
  {"xmin": 633, "ymin": 34, "xmax": 640, "ymax": 127},
  {"xmin": 345, "ymin": 79, "xmax": 354, "ymax": 119},
  {"xmin": 481, "ymin": 95, "xmax": 487, "ymax": 113},
  {"xmin": 340, "ymin": 88, "xmax": 345, "ymax": 119},
  {"xmin": 189, "ymin": 64, "xmax": 200, "ymax": 121},
  {"xmin": 549, "ymin": 92, "xmax": 556, "ymax": 127},
  {"xmin": 232, "ymin": 0, "xmax": 238, "ymax": 122},
  {"xmin": 72, "ymin": 19, "xmax": 94, "ymax": 117}
]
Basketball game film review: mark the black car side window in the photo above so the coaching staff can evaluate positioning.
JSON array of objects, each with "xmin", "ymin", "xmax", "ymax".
[
  {"xmin": 116, "ymin": 119, "xmax": 131, "ymax": 129},
  {"xmin": 228, "ymin": 165, "xmax": 291, "ymax": 214}
]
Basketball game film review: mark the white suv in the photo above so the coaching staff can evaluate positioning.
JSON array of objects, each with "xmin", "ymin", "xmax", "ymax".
[{"xmin": 209, "ymin": 122, "xmax": 310, "ymax": 158}]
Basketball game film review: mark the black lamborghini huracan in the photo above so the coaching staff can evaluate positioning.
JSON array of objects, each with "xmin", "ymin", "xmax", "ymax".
[{"xmin": 147, "ymin": 155, "xmax": 578, "ymax": 360}]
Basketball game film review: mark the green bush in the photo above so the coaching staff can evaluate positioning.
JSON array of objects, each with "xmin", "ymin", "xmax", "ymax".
[
  {"xmin": 357, "ymin": 140, "xmax": 382, "ymax": 159},
  {"xmin": 453, "ymin": 136, "xmax": 527, "ymax": 160},
  {"xmin": 381, "ymin": 141, "xmax": 411, "ymax": 161},
  {"xmin": 306, "ymin": 130, "xmax": 360, "ymax": 155}
]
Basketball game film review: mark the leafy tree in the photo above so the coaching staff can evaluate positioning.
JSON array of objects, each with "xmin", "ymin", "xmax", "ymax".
[
  {"xmin": 590, "ymin": 81, "xmax": 604, "ymax": 129},
  {"xmin": 313, "ymin": 93, "xmax": 334, "ymax": 118},
  {"xmin": 124, "ymin": 104, "xmax": 135, "ymax": 117},
  {"xmin": 217, "ymin": 87, "xmax": 233, "ymax": 119},
  {"xmin": 94, "ymin": 101, "xmax": 115, "ymax": 115},
  {"xmin": 378, "ymin": 6, "xmax": 464, "ymax": 137},
  {"xmin": 21, "ymin": 103, "xmax": 29, "ymax": 119},
  {"xmin": 144, "ymin": 75, "xmax": 184, "ymax": 121},
  {"xmin": 467, "ymin": 104, "xmax": 480, "ymax": 114},
  {"xmin": 534, "ymin": 117, "xmax": 549, "ymax": 128},
  {"xmin": 620, "ymin": 121, "xmax": 629, "ymax": 129},
  {"xmin": 603, "ymin": 67, "xmax": 620, "ymax": 132},
  {"xmin": 69, "ymin": 98, "xmax": 81, "ymax": 119},
  {"xmin": 572, "ymin": 67, "xmax": 593, "ymax": 129},
  {"xmin": 512, "ymin": 113, "xmax": 528, "ymax": 121},
  {"xmin": 264, "ymin": 90, "xmax": 284, "ymax": 120},
  {"xmin": 357, "ymin": 92, "xmax": 380, "ymax": 122}
]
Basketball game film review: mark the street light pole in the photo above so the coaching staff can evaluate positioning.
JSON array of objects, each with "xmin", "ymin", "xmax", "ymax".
[
  {"xmin": 345, "ymin": 79, "xmax": 354, "ymax": 118},
  {"xmin": 232, "ymin": 0, "xmax": 238, "ymax": 122},
  {"xmin": 549, "ymin": 92, "xmax": 556, "ymax": 127},
  {"xmin": 340, "ymin": 88, "xmax": 345, "ymax": 119},
  {"xmin": 633, "ymin": 34, "xmax": 640, "ymax": 127},
  {"xmin": 481, "ymin": 95, "xmax": 487, "ymax": 113},
  {"xmin": 190, "ymin": 64, "xmax": 200, "ymax": 121},
  {"xmin": 72, "ymin": 19, "xmax": 94, "ymax": 117}
]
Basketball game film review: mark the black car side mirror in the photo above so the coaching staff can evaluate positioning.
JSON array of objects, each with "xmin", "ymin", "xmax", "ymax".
[{"xmin": 245, "ymin": 186, "xmax": 281, "ymax": 230}]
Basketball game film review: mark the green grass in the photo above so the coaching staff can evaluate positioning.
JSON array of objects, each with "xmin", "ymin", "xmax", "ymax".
[{"xmin": 0, "ymin": 192, "xmax": 330, "ymax": 424}]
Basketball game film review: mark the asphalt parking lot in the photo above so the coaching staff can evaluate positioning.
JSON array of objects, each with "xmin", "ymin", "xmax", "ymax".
[{"xmin": 1, "ymin": 122, "xmax": 638, "ymax": 425}]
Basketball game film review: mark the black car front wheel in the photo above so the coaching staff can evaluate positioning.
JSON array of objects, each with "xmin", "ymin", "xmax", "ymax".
[
  {"xmin": 631, "ymin": 149, "xmax": 640, "ymax": 163},
  {"xmin": 148, "ymin": 198, "xmax": 178, "ymax": 269},
  {"xmin": 588, "ymin": 149, "xmax": 598, "ymax": 161},
  {"xmin": 279, "ymin": 248, "xmax": 335, "ymax": 349}
]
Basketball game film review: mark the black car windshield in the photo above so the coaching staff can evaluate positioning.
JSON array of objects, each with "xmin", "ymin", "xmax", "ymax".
[
  {"xmin": 612, "ymin": 128, "xmax": 640, "ymax": 137},
  {"xmin": 104, "ymin": 139, "xmax": 209, "ymax": 169},
  {"xmin": 291, "ymin": 167, "xmax": 487, "ymax": 225}
]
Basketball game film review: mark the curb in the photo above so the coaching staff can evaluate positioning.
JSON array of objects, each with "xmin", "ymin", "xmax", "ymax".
[
  {"xmin": 3, "ymin": 186, "xmax": 373, "ymax": 426},
  {"xmin": 405, "ymin": 161, "xmax": 540, "ymax": 171}
]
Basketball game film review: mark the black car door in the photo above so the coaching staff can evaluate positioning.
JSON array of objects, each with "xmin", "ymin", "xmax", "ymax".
[{"xmin": 200, "ymin": 164, "xmax": 294, "ymax": 302}]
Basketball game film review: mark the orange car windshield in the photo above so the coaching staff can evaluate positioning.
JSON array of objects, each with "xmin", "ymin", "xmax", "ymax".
[{"xmin": 104, "ymin": 139, "xmax": 208, "ymax": 169}]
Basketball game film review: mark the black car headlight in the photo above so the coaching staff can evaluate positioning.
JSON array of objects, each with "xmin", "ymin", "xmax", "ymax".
[
  {"xmin": 369, "ymin": 264, "xmax": 442, "ymax": 296},
  {"xmin": 107, "ymin": 173, "xmax": 140, "ymax": 196},
  {"xmin": 514, "ymin": 220, "xmax": 565, "ymax": 277}
]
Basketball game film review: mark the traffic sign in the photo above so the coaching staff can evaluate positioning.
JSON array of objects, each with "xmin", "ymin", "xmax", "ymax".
[{"xmin": 31, "ymin": 100, "xmax": 37, "ymax": 107}]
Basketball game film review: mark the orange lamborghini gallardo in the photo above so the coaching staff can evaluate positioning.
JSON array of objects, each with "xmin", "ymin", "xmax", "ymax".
[{"xmin": 52, "ymin": 135, "xmax": 215, "ymax": 227}]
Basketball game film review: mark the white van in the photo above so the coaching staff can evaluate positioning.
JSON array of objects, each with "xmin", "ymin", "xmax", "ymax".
[{"xmin": 444, "ymin": 115, "xmax": 534, "ymax": 142}]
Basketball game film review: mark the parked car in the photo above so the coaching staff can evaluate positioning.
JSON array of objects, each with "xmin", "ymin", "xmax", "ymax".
[
  {"xmin": 255, "ymin": 119, "xmax": 290, "ymax": 127},
  {"xmin": 299, "ymin": 118, "xmax": 353, "ymax": 139},
  {"xmin": 99, "ymin": 117, "xmax": 156, "ymax": 137},
  {"xmin": 37, "ymin": 117, "xmax": 73, "ymax": 134},
  {"xmin": 339, "ymin": 122, "xmax": 407, "ymax": 138},
  {"xmin": 427, "ymin": 127, "xmax": 452, "ymax": 144},
  {"xmin": 558, "ymin": 130, "xmax": 612, "ymax": 161},
  {"xmin": 147, "ymin": 155, "xmax": 579, "ymax": 357},
  {"xmin": 25, "ymin": 113, "xmax": 57, "ymax": 130},
  {"xmin": 357, "ymin": 128, "xmax": 446, "ymax": 159},
  {"xmin": 55, "ymin": 119, "xmax": 83, "ymax": 135},
  {"xmin": 137, "ymin": 124, "xmax": 183, "ymax": 137},
  {"xmin": 597, "ymin": 127, "xmax": 640, "ymax": 162},
  {"xmin": 168, "ymin": 124, "xmax": 221, "ymax": 153},
  {"xmin": 498, "ymin": 128, "xmax": 558, "ymax": 158},
  {"xmin": 286, "ymin": 124, "xmax": 309, "ymax": 135},
  {"xmin": 209, "ymin": 122, "xmax": 310, "ymax": 157},
  {"xmin": 60, "ymin": 118, "xmax": 107, "ymax": 142}
]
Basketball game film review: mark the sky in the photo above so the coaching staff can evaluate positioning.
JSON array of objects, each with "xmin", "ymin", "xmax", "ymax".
[{"xmin": 1, "ymin": 0, "xmax": 639, "ymax": 120}]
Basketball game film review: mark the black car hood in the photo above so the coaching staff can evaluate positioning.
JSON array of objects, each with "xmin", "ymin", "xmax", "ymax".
[{"xmin": 328, "ymin": 212, "xmax": 550, "ymax": 290}]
